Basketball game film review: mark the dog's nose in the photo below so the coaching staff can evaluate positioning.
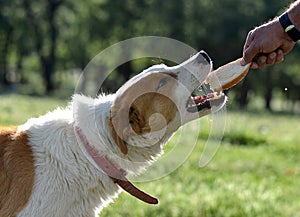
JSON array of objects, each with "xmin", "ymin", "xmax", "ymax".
[{"xmin": 199, "ymin": 50, "xmax": 211, "ymax": 64}]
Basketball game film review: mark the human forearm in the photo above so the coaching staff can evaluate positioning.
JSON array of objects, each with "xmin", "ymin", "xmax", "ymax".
[{"xmin": 287, "ymin": 1, "xmax": 300, "ymax": 30}]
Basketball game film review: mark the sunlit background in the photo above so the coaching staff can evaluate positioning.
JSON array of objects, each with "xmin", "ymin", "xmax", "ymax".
[
  {"xmin": 1, "ymin": 1, "xmax": 300, "ymax": 217},
  {"xmin": 1, "ymin": 0, "xmax": 300, "ymax": 112}
]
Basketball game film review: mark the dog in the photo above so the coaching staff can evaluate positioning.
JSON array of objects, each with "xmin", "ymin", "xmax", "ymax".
[{"xmin": 0, "ymin": 51, "xmax": 242, "ymax": 217}]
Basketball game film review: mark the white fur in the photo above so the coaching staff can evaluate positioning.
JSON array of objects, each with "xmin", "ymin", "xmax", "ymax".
[{"xmin": 18, "ymin": 95, "xmax": 121, "ymax": 217}]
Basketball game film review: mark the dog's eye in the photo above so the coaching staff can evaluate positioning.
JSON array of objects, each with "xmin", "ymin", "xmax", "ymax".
[{"xmin": 158, "ymin": 77, "xmax": 168, "ymax": 89}]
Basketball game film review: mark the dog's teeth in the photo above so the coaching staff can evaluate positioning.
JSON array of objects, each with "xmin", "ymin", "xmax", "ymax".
[
  {"xmin": 193, "ymin": 96, "xmax": 200, "ymax": 101},
  {"xmin": 207, "ymin": 93, "xmax": 214, "ymax": 98},
  {"xmin": 188, "ymin": 90, "xmax": 224, "ymax": 111}
]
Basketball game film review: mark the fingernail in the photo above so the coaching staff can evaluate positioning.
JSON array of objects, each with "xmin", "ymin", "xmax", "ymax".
[
  {"xmin": 251, "ymin": 63, "xmax": 258, "ymax": 69},
  {"xmin": 270, "ymin": 52, "xmax": 276, "ymax": 59},
  {"xmin": 240, "ymin": 59, "xmax": 246, "ymax": 66}
]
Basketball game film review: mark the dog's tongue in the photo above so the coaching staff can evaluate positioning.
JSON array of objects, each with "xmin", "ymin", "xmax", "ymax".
[{"xmin": 205, "ymin": 58, "xmax": 251, "ymax": 91}]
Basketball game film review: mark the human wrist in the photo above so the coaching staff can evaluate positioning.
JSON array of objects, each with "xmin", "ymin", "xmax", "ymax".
[
  {"xmin": 279, "ymin": 12, "xmax": 300, "ymax": 42},
  {"xmin": 272, "ymin": 17, "xmax": 291, "ymax": 41}
]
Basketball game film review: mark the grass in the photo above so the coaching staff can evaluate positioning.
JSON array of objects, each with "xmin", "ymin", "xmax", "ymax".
[
  {"xmin": 0, "ymin": 94, "xmax": 299, "ymax": 217},
  {"xmin": 0, "ymin": 94, "xmax": 68, "ymax": 125},
  {"xmin": 102, "ymin": 111, "xmax": 300, "ymax": 217}
]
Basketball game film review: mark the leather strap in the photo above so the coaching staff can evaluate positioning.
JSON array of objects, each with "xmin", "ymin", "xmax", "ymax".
[
  {"xmin": 279, "ymin": 12, "xmax": 300, "ymax": 42},
  {"xmin": 75, "ymin": 126, "xmax": 158, "ymax": 204}
]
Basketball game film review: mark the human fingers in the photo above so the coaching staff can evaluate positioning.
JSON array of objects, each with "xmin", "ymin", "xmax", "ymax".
[
  {"xmin": 252, "ymin": 55, "xmax": 268, "ymax": 68},
  {"xmin": 250, "ymin": 62, "xmax": 259, "ymax": 69},
  {"xmin": 275, "ymin": 49, "xmax": 284, "ymax": 63},
  {"xmin": 251, "ymin": 49, "xmax": 284, "ymax": 69},
  {"xmin": 266, "ymin": 52, "xmax": 277, "ymax": 65}
]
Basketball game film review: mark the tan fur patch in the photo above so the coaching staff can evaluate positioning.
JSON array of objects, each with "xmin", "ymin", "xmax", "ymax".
[
  {"xmin": 0, "ymin": 126, "xmax": 35, "ymax": 217},
  {"xmin": 129, "ymin": 92, "xmax": 177, "ymax": 134},
  {"xmin": 110, "ymin": 73, "xmax": 178, "ymax": 154}
]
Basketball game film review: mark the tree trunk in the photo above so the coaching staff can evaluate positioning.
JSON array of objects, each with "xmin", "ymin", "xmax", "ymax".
[
  {"xmin": 118, "ymin": 61, "xmax": 133, "ymax": 83},
  {"xmin": 238, "ymin": 77, "xmax": 250, "ymax": 109},
  {"xmin": 23, "ymin": 0, "xmax": 63, "ymax": 94},
  {"xmin": 42, "ymin": 1, "xmax": 59, "ymax": 93},
  {"xmin": 117, "ymin": 43, "xmax": 134, "ymax": 91},
  {"xmin": 42, "ymin": 59, "xmax": 55, "ymax": 93},
  {"xmin": 264, "ymin": 68, "xmax": 273, "ymax": 111},
  {"xmin": 0, "ymin": 25, "xmax": 13, "ymax": 86}
]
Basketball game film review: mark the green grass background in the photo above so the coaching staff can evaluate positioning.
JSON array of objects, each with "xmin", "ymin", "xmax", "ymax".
[{"xmin": 1, "ymin": 94, "xmax": 299, "ymax": 217}]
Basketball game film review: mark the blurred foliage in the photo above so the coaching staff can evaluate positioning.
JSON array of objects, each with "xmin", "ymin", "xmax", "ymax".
[{"xmin": 0, "ymin": 0, "xmax": 300, "ymax": 111}]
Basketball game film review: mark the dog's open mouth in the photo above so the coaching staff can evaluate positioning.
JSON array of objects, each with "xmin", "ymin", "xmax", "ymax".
[{"xmin": 186, "ymin": 84, "xmax": 226, "ymax": 113}]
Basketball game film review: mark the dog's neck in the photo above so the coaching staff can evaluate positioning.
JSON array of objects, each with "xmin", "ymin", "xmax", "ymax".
[
  {"xmin": 72, "ymin": 94, "xmax": 163, "ymax": 204},
  {"xmin": 72, "ymin": 94, "xmax": 116, "ymax": 153},
  {"xmin": 74, "ymin": 126, "xmax": 158, "ymax": 204},
  {"xmin": 72, "ymin": 94, "xmax": 165, "ymax": 175}
]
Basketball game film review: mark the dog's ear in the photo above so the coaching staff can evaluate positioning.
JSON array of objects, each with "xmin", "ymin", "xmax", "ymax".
[
  {"xmin": 128, "ymin": 105, "xmax": 146, "ymax": 135},
  {"xmin": 110, "ymin": 119, "xmax": 128, "ymax": 155},
  {"xmin": 110, "ymin": 104, "xmax": 147, "ymax": 154},
  {"xmin": 110, "ymin": 108, "xmax": 128, "ymax": 155}
]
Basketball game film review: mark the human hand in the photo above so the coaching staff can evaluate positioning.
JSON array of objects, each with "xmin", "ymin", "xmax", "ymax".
[
  {"xmin": 249, "ymin": 49, "xmax": 284, "ymax": 69},
  {"xmin": 241, "ymin": 18, "xmax": 296, "ymax": 68}
]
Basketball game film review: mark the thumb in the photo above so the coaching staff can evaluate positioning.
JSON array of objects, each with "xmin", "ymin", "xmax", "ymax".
[
  {"xmin": 240, "ymin": 58, "xmax": 247, "ymax": 66},
  {"xmin": 241, "ymin": 31, "xmax": 256, "ymax": 65},
  {"xmin": 242, "ymin": 43, "xmax": 258, "ymax": 66}
]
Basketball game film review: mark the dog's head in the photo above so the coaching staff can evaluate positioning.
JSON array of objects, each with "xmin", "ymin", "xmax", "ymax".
[{"xmin": 110, "ymin": 51, "xmax": 226, "ymax": 155}]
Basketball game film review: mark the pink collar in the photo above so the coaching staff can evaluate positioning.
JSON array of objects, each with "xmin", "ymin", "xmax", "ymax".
[{"xmin": 75, "ymin": 126, "xmax": 158, "ymax": 204}]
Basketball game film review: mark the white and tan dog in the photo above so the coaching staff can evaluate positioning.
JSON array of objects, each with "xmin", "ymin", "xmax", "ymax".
[{"xmin": 0, "ymin": 51, "xmax": 250, "ymax": 217}]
